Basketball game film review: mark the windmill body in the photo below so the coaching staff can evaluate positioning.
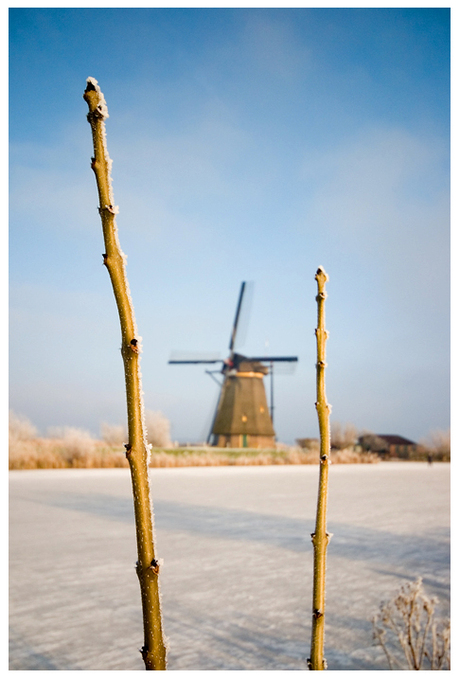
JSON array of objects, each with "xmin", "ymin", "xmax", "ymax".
[
  {"xmin": 169, "ymin": 283, "xmax": 298, "ymax": 448},
  {"xmin": 210, "ymin": 354, "xmax": 275, "ymax": 448}
]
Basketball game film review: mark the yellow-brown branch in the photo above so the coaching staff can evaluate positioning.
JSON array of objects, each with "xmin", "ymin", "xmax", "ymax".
[
  {"xmin": 309, "ymin": 266, "xmax": 331, "ymax": 671},
  {"xmin": 83, "ymin": 78, "xmax": 167, "ymax": 670}
]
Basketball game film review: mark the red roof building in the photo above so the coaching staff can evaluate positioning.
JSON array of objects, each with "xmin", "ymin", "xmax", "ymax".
[{"xmin": 376, "ymin": 435, "xmax": 418, "ymax": 458}]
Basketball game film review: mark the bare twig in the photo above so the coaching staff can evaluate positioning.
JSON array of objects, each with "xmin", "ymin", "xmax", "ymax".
[
  {"xmin": 83, "ymin": 78, "xmax": 167, "ymax": 670},
  {"xmin": 309, "ymin": 267, "xmax": 331, "ymax": 671}
]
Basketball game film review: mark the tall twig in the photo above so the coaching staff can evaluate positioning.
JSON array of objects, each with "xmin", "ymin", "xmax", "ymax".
[
  {"xmin": 309, "ymin": 266, "xmax": 331, "ymax": 671},
  {"xmin": 83, "ymin": 78, "xmax": 167, "ymax": 670}
]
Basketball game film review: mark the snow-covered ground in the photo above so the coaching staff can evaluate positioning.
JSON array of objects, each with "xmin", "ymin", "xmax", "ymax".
[{"xmin": 9, "ymin": 462, "xmax": 450, "ymax": 671}]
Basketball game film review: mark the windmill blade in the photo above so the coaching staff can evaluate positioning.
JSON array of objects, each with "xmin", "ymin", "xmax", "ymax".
[
  {"xmin": 246, "ymin": 356, "xmax": 299, "ymax": 374},
  {"xmin": 229, "ymin": 281, "xmax": 254, "ymax": 352},
  {"xmin": 233, "ymin": 281, "xmax": 254, "ymax": 352},
  {"xmin": 245, "ymin": 356, "xmax": 298, "ymax": 363},
  {"xmin": 169, "ymin": 351, "xmax": 222, "ymax": 364},
  {"xmin": 229, "ymin": 282, "xmax": 246, "ymax": 352}
]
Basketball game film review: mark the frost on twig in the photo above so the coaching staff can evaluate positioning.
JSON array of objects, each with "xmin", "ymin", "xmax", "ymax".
[
  {"xmin": 372, "ymin": 578, "xmax": 450, "ymax": 670},
  {"xmin": 84, "ymin": 78, "xmax": 167, "ymax": 670},
  {"xmin": 309, "ymin": 267, "xmax": 331, "ymax": 670}
]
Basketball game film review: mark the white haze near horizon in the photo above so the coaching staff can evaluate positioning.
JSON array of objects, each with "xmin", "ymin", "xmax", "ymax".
[{"xmin": 8, "ymin": 7, "xmax": 450, "ymax": 445}]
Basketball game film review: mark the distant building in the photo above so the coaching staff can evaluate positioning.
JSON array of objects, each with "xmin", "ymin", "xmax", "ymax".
[
  {"xmin": 358, "ymin": 433, "xmax": 419, "ymax": 459},
  {"xmin": 378, "ymin": 435, "xmax": 419, "ymax": 458},
  {"xmin": 296, "ymin": 438, "xmax": 319, "ymax": 450}
]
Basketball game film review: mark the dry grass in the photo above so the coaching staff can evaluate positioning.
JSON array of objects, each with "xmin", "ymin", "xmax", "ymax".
[
  {"xmin": 148, "ymin": 447, "xmax": 318, "ymax": 467},
  {"xmin": 330, "ymin": 447, "xmax": 379, "ymax": 464},
  {"xmin": 149, "ymin": 447, "xmax": 379, "ymax": 467},
  {"xmin": 9, "ymin": 409, "xmax": 379, "ymax": 470},
  {"xmin": 9, "ymin": 438, "xmax": 129, "ymax": 470},
  {"xmin": 9, "ymin": 438, "xmax": 379, "ymax": 470}
]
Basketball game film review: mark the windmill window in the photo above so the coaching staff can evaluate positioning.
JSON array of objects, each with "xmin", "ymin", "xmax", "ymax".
[
  {"xmin": 241, "ymin": 415, "xmax": 248, "ymax": 422},
  {"xmin": 260, "ymin": 406, "xmax": 265, "ymax": 413}
]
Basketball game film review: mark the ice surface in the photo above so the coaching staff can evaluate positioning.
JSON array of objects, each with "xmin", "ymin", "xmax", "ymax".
[{"xmin": 9, "ymin": 462, "xmax": 449, "ymax": 670}]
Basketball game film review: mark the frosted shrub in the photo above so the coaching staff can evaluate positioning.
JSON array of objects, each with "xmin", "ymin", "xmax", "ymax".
[
  {"xmin": 330, "ymin": 447, "xmax": 378, "ymax": 464},
  {"xmin": 9, "ymin": 410, "xmax": 38, "ymax": 441},
  {"xmin": 47, "ymin": 426, "xmax": 96, "ymax": 464},
  {"xmin": 421, "ymin": 429, "xmax": 450, "ymax": 460},
  {"xmin": 144, "ymin": 410, "xmax": 173, "ymax": 448},
  {"xmin": 294, "ymin": 438, "xmax": 320, "ymax": 453},
  {"xmin": 330, "ymin": 421, "xmax": 357, "ymax": 450},
  {"xmin": 358, "ymin": 432, "xmax": 389, "ymax": 454},
  {"xmin": 373, "ymin": 578, "xmax": 450, "ymax": 670},
  {"xmin": 101, "ymin": 422, "xmax": 127, "ymax": 445}
]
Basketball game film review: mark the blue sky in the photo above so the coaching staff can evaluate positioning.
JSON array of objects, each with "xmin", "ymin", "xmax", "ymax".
[{"xmin": 9, "ymin": 7, "xmax": 450, "ymax": 444}]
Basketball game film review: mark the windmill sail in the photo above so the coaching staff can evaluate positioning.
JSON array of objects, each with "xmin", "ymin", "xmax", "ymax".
[
  {"xmin": 229, "ymin": 281, "xmax": 253, "ymax": 353},
  {"xmin": 169, "ymin": 351, "xmax": 222, "ymax": 364},
  {"xmin": 229, "ymin": 281, "xmax": 246, "ymax": 352}
]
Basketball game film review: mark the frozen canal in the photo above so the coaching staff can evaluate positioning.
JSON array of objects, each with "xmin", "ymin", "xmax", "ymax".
[{"xmin": 9, "ymin": 462, "xmax": 450, "ymax": 671}]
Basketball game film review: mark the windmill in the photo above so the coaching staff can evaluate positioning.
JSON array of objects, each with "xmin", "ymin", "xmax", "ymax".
[{"xmin": 169, "ymin": 282, "xmax": 298, "ymax": 449}]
